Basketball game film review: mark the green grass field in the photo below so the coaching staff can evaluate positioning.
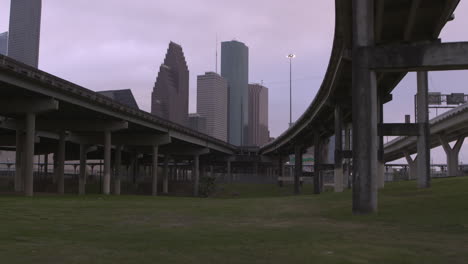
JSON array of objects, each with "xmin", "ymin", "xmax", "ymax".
[{"xmin": 1, "ymin": 177, "xmax": 468, "ymax": 264}]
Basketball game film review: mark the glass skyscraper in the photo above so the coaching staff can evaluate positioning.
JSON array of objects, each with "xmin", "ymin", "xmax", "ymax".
[
  {"xmin": 8, "ymin": 0, "xmax": 42, "ymax": 67},
  {"xmin": 151, "ymin": 42, "xmax": 189, "ymax": 127},
  {"xmin": 0, "ymin": 32, "xmax": 7, "ymax": 55},
  {"xmin": 221, "ymin": 40, "xmax": 249, "ymax": 146}
]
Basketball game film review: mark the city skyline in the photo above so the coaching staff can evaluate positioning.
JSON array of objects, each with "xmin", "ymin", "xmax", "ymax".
[{"xmin": 1, "ymin": 0, "xmax": 468, "ymax": 162}]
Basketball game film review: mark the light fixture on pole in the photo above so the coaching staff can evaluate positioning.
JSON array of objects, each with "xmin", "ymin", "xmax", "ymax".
[{"xmin": 287, "ymin": 54, "xmax": 296, "ymax": 127}]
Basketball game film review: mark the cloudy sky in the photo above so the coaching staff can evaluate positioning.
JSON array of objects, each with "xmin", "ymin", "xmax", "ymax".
[{"xmin": 1, "ymin": 0, "xmax": 468, "ymax": 163}]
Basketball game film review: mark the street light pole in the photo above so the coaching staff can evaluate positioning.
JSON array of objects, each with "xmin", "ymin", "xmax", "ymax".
[{"xmin": 287, "ymin": 54, "xmax": 296, "ymax": 127}]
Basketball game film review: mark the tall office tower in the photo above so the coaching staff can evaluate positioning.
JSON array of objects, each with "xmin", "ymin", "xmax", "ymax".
[
  {"xmin": 197, "ymin": 72, "xmax": 228, "ymax": 141},
  {"xmin": 221, "ymin": 40, "xmax": 249, "ymax": 146},
  {"xmin": 0, "ymin": 32, "xmax": 7, "ymax": 55},
  {"xmin": 248, "ymin": 84, "xmax": 269, "ymax": 146},
  {"xmin": 8, "ymin": 0, "xmax": 42, "ymax": 67},
  {"xmin": 151, "ymin": 42, "xmax": 189, "ymax": 126}
]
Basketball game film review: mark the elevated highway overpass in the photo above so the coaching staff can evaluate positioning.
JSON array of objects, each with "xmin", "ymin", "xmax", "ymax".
[
  {"xmin": 385, "ymin": 102, "xmax": 468, "ymax": 178},
  {"xmin": 2, "ymin": 0, "xmax": 468, "ymax": 215},
  {"xmin": 260, "ymin": 0, "xmax": 466, "ymax": 213},
  {"xmin": 0, "ymin": 54, "xmax": 238, "ymax": 197}
]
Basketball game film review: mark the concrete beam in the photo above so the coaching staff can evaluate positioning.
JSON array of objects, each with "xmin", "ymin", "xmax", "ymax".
[
  {"xmin": 369, "ymin": 42, "xmax": 468, "ymax": 72},
  {"xmin": 36, "ymin": 120, "xmax": 128, "ymax": 132},
  {"xmin": 163, "ymin": 147, "xmax": 210, "ymax": 157},
  {"xmin": 378, "ymin": 123, "xmax": 420, "ymax": 136},
  {"xmin": 112, "ymin": 133, "xmax": 171, "ymax": 146},
  {"xmin": 0, "ymin": 98, "xmax": 59, "ymax": 114},
  {"xmin": 0, "ymin": 134, "xmax": 40, "ymax": 146}
]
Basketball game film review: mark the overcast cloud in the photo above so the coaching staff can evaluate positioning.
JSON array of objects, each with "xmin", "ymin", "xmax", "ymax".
[{"xmin": 1, "ymin": 0, "xmax": 468, "ymax": 163}]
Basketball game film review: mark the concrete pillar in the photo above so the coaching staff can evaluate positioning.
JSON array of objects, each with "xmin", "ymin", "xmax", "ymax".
[
  {"xmin": 294, "ymin": 145, "xmax": 302, "ymax": 195},
  {"xmin": 162, "ymin": 155, "xmax": 169, "ymax": 194},
  {"xmin": 79, "ymin": 144, "xmax": 87, "ymax": 195},
  {"xmin": 57, "ymin": 131, "xmax": 66, "ymax": 195},
  {"xmin": 314, "ymin": 132, "xmax": 321, "ymax": 194},
  {"xmin": 404, "ymin": 152, "xmax": 418, "ymax": 180},
  {"xmin": 352, "ymin": 0, "xmax": 378, "ymax": 213},
  {"xmin": 15, "ymin": 129, "xmax": 23, "ymax": 192},
  {"xmin": 227, "ymin": 160, "xmax": 232, "ymax": 182},
  {"xmin": 151, "ymin": 145, "xmax": 159, "ymax": 196},
  {"xmin": 103, "ymin": 130, "xmax": 111, "ymax": 195},
  {"xmin": 417, "ymin": 71, "xmax": 431, "ymax": 188},
  {"xmin": 278, "ymin": 156, "xmax": 284, "ymax": 187},
  {"xmin": 210, "ymin": 165, "xmax": 214, "ymax": 178},
  {"xmin": 114, "ymin": 145, "xmax": 122, "ymax": 195},
  {"xmin": 344, "ymin": 125, "xmax": 351, "ymax": 189},
  {"xmin": 44, "ymin": 153, "xmax": 48, "ymax": 179},
  {"xmin": 193, "ymin": 155, "xmax": 200, "ymax": 197},
  {"xmin": 377, "ymin": 97, "xmax": 385, "ymax": 189},
  {"xmin": 24, "ymin": 113, "xmax": 36, "ymax": 196},
  {"xmin": 335, "ymin": 105, "xmax": 344, "ymax": 192},
  {"xmin": 439, "ymin": 136, "xmax": 465, "ymax": 177}
]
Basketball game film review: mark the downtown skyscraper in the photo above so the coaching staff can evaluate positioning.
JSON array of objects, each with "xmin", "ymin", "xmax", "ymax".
[
  {"xmin": 0, "ymin": 32, "xmax": 7, "ymax": 55},
  {"xmin": 248, "ymin": 84, "xmax": 269, "ymax": 146},
  {"xmin": 8, "ymin": 0, "xmax": 42, "ymax": 67},
  {"xmin": 151, "ymin": 42, "xmax": 189, "ymax": 127},
  {"xmin": 197, "ymin": 72, "xmax": 228, "ymax": 141},
  {"xmin": 221, "ymin": 40, "xmax": 249, "ymax": 146}
]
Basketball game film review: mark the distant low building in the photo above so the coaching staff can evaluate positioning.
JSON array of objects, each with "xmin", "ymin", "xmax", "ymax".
[
  {"xmin": 188, "ymin": 113, "xmax": 207, "ymax": 134},
  {"xmin": 0, "ymin": 32, "xmax": 7, "ymax": 55},
  {"xmin": 98, "ymin": 89, "xmax": 139, "ymax": 109}
]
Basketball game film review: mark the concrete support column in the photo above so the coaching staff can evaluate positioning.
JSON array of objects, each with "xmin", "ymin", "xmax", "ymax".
[
  {"xmin": 417, "ymin": 71, "xmax": 431, "ymax": 188},
  {"xmin": 344, "ymin": 124, "xmax": 351, "ymax": 189},
  {"xmin": 439, "ymin": 136, "xmax": 465, "ymax": 177},
  {"xmin": 404, "ymin": 152, "xmax": 418, "ymax": 180},
  {"xmin": 15, "ymin": 129, "xmax": 23, "ymax": 192},
  {"xmin": 352, "ymin": 0, "xmax": 378, "ymax": 213},
  {"xmin": 151, "ymin": 145, "xmax": 159, "ymax": 196},
  {"xmin": 44, "ymin": 153, "xmax": 48, "ymax": 179},
  {"xmin": 377, "ymin": 97, "xmax": 385, "ymax": 189},
  {"xmin": 335, "ymin": 105, "xmax": 344, "ymax": 192},
  {"xmin": 114, "ymin": 145, "xmax": 122, "ymax": 195},
  {"xmin": 210, "ymin": 165, "xmax": 214, "ymax": 178},
  {"xmin": 278, "ymin": 156, "xmax": 284, "ymax": 187},
  {"xmin": 227, "ymin": 160, "xmax": 232, "ymax": 182},
  {"xmin": 193, "ymin": 155, "xmax": 200, "ymax": 197},
  {"xmin": 163, "ymin": 155, "xmax": 169, "ymax": 194},
  {"xmin": 294, "ymin": 145, "xmax": 302, "ymax": 195},
  {"xmin": 24, "ymin": 113, "xmax": 36, "ymax": 197},
  {"xmin": 79, "ymin": 144, "xmax": 87, "ymax": 195},
  {"xmin": 314, "ymin": 132, "xmax": 322, "ymax": 194},
  {"xmin": 57, "ymin": 130, "xmax": 66, "ymax": 195},
  {"xmin": 103, "ymin": 130, "xmax": 111, "ymax": 195}
]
